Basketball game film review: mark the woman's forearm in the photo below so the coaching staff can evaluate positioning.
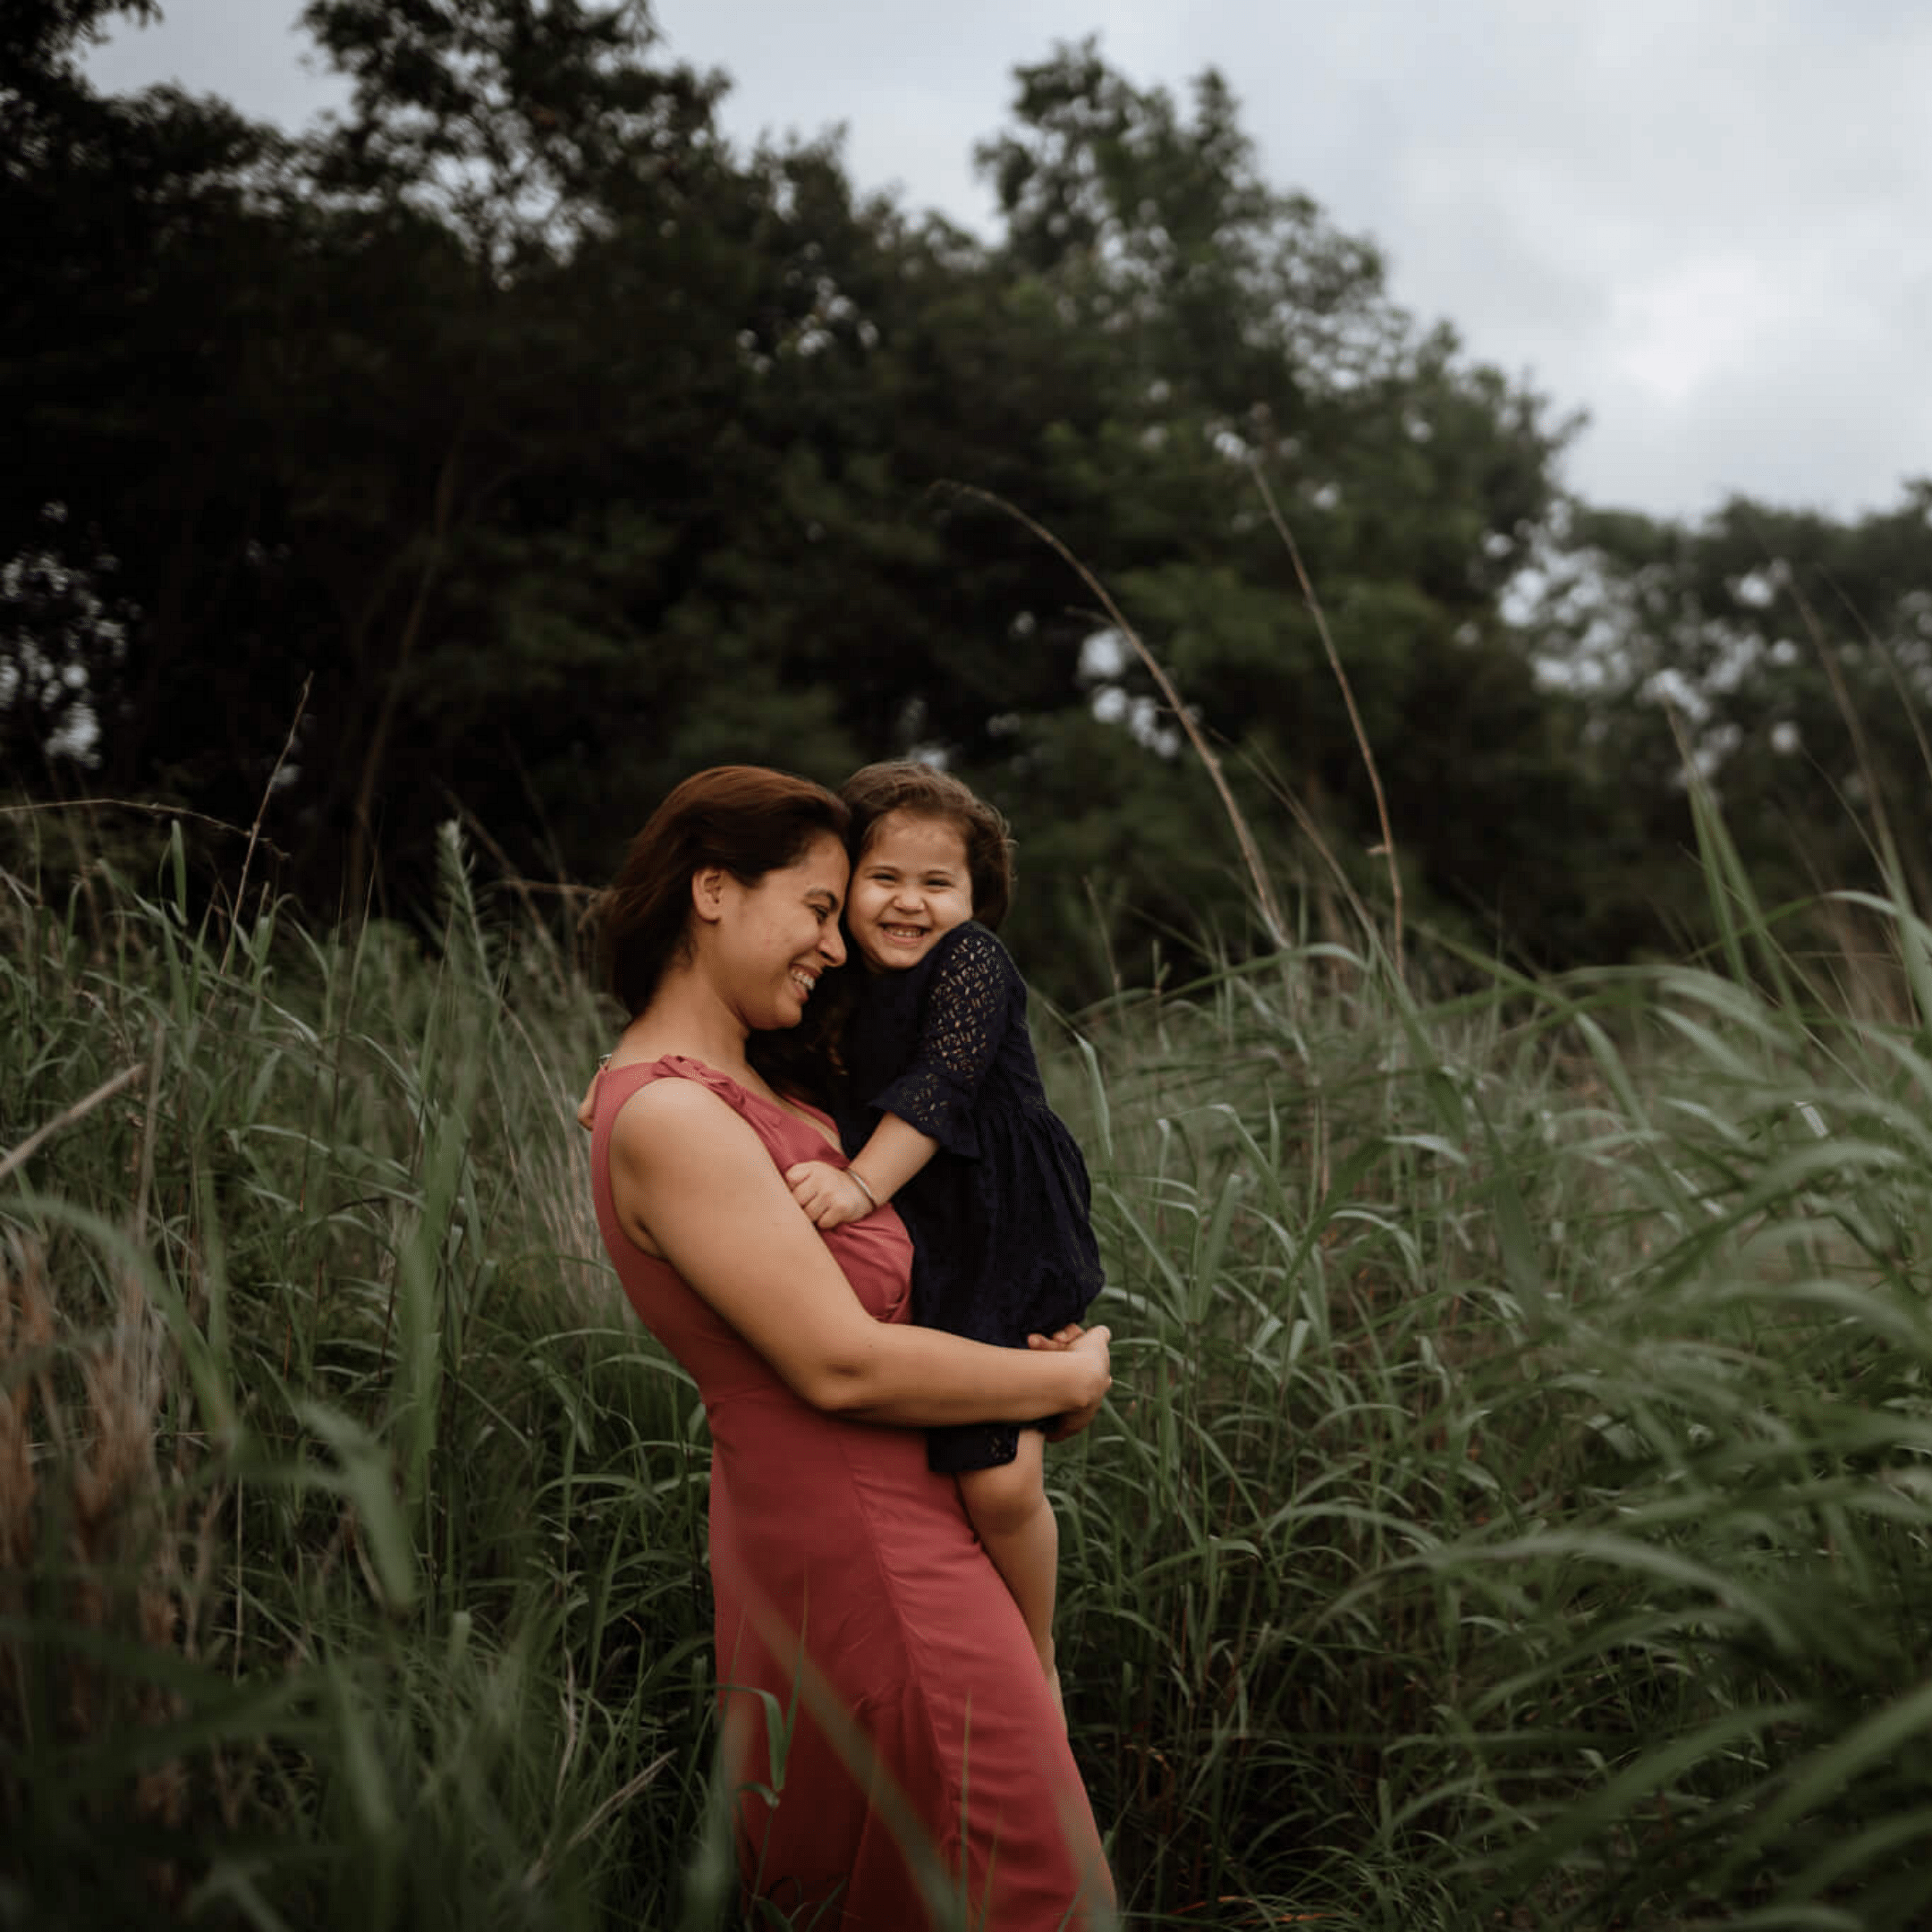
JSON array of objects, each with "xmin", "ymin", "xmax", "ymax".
[
  {"xmin": 808, "ymin": 1322, "xmax": 1107, "ymax": 1425},
  {"xmin": 606, "ymin": 1079, "xmax": 1108, "ymax": 1427}
]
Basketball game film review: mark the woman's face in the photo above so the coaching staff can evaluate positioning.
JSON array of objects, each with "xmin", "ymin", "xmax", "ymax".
[{"xmin": 709, "ymin": 831, "xmax": 849, "ymax": 1030}]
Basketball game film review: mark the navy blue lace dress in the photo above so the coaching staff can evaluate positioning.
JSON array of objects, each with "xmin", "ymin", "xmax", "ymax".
[{"xmin": 838, "ymin": 921, "xmax": 1105, "ymax": 1474}]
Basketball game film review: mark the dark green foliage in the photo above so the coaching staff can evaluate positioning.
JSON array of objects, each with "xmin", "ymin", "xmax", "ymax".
[
  {"xmin": 5, "ymin": 4, "xmax": 1927, "ymax": 1013},
  {"xmin": 1521, "ymin": 481, "xmax": 1932, "ymax": 969},
  {"xmin": 2, "ymin": 4, "xmax": 1602, "ymax": 1005}
]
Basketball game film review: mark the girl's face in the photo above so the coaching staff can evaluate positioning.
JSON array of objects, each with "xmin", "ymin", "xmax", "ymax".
[
  {"xmin": 845, "ymin": 809, "xmax": 974, "ymax": 973},
  {"xmin": 701, "ymin": 831, "xmax": 848, "ymax": 1029}
]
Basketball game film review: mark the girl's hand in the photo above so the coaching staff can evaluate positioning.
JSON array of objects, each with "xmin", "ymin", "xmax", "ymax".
[
  {"xmin": 1040, "ymin": 1325, "xmax": 1111, "ymax": 1440},
  {"xmin": 784, "ymin": 1158, "xmax": 874, "ymax": 1230},
  {"xmin": 1024, "ymin": 1322, "xmax": 1087, "ymax": 1352}
]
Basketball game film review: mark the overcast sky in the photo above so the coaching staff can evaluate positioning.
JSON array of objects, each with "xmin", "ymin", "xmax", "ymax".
[{"xmin": 87, "ymin": 1, "xmax": 1932, "ymax": 526}]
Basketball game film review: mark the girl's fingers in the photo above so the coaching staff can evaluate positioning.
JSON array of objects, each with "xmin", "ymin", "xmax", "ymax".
[{"xmin": 1025, "ymin": 1322, "xmax": 1089, "ymax": 1352}]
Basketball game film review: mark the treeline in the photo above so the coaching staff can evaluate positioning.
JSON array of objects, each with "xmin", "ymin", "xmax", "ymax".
[{"xmin": 5, "ymin": 0, "xmax": 1929, "ymax": 1001}]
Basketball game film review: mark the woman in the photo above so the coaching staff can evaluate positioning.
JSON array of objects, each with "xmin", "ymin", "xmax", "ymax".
[{"xmin": 583, "ymin": 766, "xmax": 1116, "ymax": 1928}]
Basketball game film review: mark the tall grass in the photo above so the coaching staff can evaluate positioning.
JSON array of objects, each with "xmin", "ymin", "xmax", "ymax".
[
  {"xmin": 3, "ymin": 825, "xmax": 709, "ymax": 1928},
  {"xmin": 8, "ymin": 809, "xmax": 1932, "ymax": 1928}
]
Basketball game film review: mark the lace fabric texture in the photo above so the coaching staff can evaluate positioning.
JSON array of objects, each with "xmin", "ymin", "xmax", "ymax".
[
  {"xmin": 866, "ymin": 921, "xmax": 1006, "ymax": 1156},
  {"xmin": 841, "ymin": 923, "xmax": 1105, "ymax": 1473}
]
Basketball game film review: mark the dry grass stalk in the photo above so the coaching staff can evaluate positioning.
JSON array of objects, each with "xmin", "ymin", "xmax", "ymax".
[
  {"xmin": 219, "ymin": 669, "xmax": 310, "ymax": 979},
  {"xmin": 0, "ymin": 1238, "xmax": 191, "ymax": 1896},
  {"xmin": 0, "ymin": 1241, "xmax": 53, "ymax": 1614},
  {"xmin": 0, "ymin": 1061, "xmax": 146, "ymax": 1189},
  {"xmin": 0, "ymin": 796, "xmax": 285, "ymax": 855},
  {"xmin": 945, "ymin": 482, "xmax": 1291, "ymax": 951},
  {"xmin": 1248, "ymin": 459, "xmax": 1405, "ymax": 976}
]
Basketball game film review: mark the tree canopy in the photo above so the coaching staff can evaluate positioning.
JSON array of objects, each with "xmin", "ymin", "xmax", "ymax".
[{"xmin": 4, "ymin": 4, "xmax": 1926, "ymax": 998}]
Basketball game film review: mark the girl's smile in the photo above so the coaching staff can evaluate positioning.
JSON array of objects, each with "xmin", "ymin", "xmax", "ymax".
[{"xmin": 845, "ymin": 810, "xmax": 974, "ymax": 973}]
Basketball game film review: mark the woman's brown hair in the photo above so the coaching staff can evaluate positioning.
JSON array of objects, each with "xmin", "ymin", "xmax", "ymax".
[
  {"xmin": 839, "ymin": 762, "xmax": 1015, "ymax": 930},
  {"xmin": 597, "ymin": 766, "xmax": 850, "ymax": 1017}
]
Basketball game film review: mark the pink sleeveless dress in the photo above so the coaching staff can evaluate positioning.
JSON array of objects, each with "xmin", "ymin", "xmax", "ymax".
[{"xmin": 589, "ymin": 1055, "xmax": 1111, "ymax": 1929}]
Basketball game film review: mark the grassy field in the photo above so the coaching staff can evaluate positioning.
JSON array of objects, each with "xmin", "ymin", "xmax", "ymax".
[{"xmin": 8, "ymin": 814, "xmax": 1932, "ymax": 1929}]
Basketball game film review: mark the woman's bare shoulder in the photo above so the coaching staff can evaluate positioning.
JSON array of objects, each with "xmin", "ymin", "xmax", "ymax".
[{"xmin": 609, "ymin": 1067, "xmax": 750, "ymax": 1152}]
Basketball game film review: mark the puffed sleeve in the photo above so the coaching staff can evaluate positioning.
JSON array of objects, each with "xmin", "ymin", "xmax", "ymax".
[{"xmin": 864, "ymin": 924, "xmax": 1016, "ymax": 1157}]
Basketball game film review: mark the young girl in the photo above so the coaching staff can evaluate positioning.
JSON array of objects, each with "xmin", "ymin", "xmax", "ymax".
[{"xmin": 785, "ymin": 761, "xmax": 1106, "ymax": 1703}]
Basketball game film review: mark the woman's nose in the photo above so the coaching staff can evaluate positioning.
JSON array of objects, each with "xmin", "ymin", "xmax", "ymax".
[{"xmin": 821, "ymin": 922, "xmax": 846, "ymax": 965}]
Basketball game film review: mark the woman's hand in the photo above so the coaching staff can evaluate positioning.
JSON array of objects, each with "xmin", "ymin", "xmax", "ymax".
[
  {"xmin": 1030, "ymin": 1324, "xmax": 1111, "ymax": 1439},
  {"xmin": 784, "ymin": 1158, "xmax": 874, "ymax": 1229}
]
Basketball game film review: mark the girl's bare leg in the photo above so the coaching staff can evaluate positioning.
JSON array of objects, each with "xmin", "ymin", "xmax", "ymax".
[{"xmin": 957, "ymin": 1432, "xmax": 1060, "ymax": 1707}]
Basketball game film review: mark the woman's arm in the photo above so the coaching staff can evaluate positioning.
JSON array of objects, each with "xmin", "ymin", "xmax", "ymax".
[{"xmin": 608, "ymin": 1078, "xmax": 1110, "ymax": 1426}]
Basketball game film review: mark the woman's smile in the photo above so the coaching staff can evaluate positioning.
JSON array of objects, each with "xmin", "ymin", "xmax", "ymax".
[{"xmin": 711, "ymin": 832, "xmax": 848, "ymax": 1025}]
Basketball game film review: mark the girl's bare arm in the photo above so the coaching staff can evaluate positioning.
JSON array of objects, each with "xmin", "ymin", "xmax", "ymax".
[{"xmin": 787, "ymin": 1111, "xmax": 937, "ymax": 1227}]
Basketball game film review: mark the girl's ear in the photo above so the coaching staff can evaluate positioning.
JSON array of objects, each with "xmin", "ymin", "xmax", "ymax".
[{"xmin": 691, "ymin": 866, "xmax": 728, "ymax": 924}]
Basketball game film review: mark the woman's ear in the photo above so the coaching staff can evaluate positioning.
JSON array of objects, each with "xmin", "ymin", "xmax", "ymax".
[{"xmin": 691, "ymin": 866, "xmax": 728, "ymax": 924}]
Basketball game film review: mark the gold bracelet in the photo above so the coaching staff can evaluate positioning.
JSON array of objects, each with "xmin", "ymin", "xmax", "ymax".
[{"xmin": 846, "ymin": 1167, "xmax": 878, "ymax": 1210}]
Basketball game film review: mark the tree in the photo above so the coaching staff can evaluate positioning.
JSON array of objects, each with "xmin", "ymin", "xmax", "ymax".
[
  {"xmin": 0, "ymin": 504, "xmax": 136, "ymax": 780},
  {"xmin": 12, "ymin": 12, "xmax": 1758, "ymax": 996},
  {"xmin": 1527, "ymin": 481, "xmax": 1932, "ymax": 932},
  {"xmin": 0, "ymin": 0, "xmax": 292, "ymax": 828},
  {"xmin": 962, "ymin": 43, "xmax": 1586, "ymax": 973},
  {"xmin": 0, "ymin": 0, "xmax": 157, "ymax": 114}
]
